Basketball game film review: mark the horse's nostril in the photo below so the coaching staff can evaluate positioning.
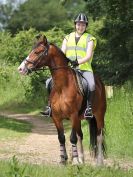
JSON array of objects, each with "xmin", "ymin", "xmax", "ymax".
[{"xmin": 18, "ymin": 67, "xmax": 22, "ymax": 72}]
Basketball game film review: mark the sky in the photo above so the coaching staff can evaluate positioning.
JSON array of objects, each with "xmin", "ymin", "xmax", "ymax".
[
  {"xmin": 0, "ymin": 0, "xmax": 26, "ymax": 4},
  {"xmin": 0, "ymin": 0, "xmax": 6, "ymax": 3}
]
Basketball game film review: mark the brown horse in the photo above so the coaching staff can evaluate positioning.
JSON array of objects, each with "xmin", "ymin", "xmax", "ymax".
[{"xmin": 18, "ymin": 35, "xmax": 106, "ymax": 165}]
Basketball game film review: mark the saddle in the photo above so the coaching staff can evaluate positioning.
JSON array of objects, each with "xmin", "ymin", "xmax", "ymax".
[
  {"xmin": 45, "ymin": 69, "xmax": 89, "ymax": 97},
  {"xmin": 73, "ymin": 69, "xmax": 88, "ymax": 96}
]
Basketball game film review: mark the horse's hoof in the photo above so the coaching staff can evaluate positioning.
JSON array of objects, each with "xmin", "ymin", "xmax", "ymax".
[
  {"xmin": 59, "ymin": 160, "xmax": 67, "ymax": 165},
  {"xmin": 78, "ymin": 157, "xmax": 84, "ymax": 164},
  {"xmin": 72, "ymin": 157, "xmax": 79, "ymax": 165},
  {"xmin": 90, "ymin": 150, "xmax": 96, "ymax": 158},
  {"xmin": 59, "ymin": 158, "xmax": 67, "ymax": 165},
  {"xmin": 96, "ymin": 158, "xmax": 104, "ymax": 166}
]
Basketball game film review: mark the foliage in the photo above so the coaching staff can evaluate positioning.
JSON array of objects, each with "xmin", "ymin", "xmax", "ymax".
[
  {"xmin": 0, "ymin": 29, "xmax": 35, "ymax": 64},
  {"xmin": 0, "ymin": 0, "xmax": 132, "ymax": 84},
  {"xmin": 84, "ymin": 0, "xmax": 133, "ymax": 85},
  {"xmin": 0, "ymin": 27, "xmax": 66, "ymax": 64},
  {"xmin": 0, "ymin": 0, "xmax": 14, "ymax": 30},
  {"xmin": 0, "ymin": 0, "xmax": 86, "ymax": 34},
  {"xmin": 0, "ymin": 28, "xmax": 66, "ymax": 106},
  {"xmin": 0, "ymin": 64, "xmax": 46, "ymax": 113}
]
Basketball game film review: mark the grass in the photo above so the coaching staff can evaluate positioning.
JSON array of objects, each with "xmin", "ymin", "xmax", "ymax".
[
  {"xmin": 105, "ymin": 84, "xmax": 133, "ymax": 159},
  {"xmin": 81, "ymin": 81, "xmax": 133, "ymax": 160},
  {"xmin": 0, "ymin": 115, "xmax": 32, "ymax": 141},
  {"xmin": 0, "ymin": 156, "xmax": 132, "ymax": 177}
]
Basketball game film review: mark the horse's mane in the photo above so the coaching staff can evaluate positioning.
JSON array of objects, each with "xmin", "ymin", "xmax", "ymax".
[
  {"xmin": 50, "ymin": 43, "xmax": 70, "ymax": 64},
  {"xmin": 32, "ymin": 40, "xmax": 70, "ymax": 64}
]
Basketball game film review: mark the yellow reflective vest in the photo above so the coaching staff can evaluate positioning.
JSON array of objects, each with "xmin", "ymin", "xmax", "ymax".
[{"xmin": 65, "ymin": 32, "xmax": 97, "ymax": 72}]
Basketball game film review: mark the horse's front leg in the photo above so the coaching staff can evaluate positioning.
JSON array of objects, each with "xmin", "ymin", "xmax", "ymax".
[
  {"xmin": 53, "ymin": 117, "xmax": 68, "ymax": 164},
  {"xmin": 70, "ymin": 116, "xmax": 84, "ymax": 165},
  {"xmin": 77, "ymin": 134, "xmax": 84, "ymax": 164}
]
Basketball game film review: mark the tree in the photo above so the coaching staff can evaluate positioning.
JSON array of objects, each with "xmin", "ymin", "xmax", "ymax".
[
  {"xmin": 0, "ymin": 0, "xmax": 25, "ymax": 30},
  {"xmin": 4, "ymin": 0, "xmax": 68, "ymax": 33},
  {"xmin": 0, "ymin": 0, "xmax": 86, "ymax": 34},
  {"xmin": 84, "ymin": 0, "xmax": 133, "ymax": 84}
]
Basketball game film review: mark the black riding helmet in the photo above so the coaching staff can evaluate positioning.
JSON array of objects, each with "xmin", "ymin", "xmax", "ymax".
[{"xmin": 74, "ymin": 13, "xmax": 88, "ymax": 26}]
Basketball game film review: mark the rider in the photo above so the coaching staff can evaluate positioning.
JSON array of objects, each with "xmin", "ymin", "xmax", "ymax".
[{"xmin": 41, "ymin": 13, "xmax": 97, "ymax": 118}]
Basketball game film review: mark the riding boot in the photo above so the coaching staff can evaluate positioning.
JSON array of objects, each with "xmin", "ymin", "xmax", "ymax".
[
  {"xmin": 40, "ymin": 101, "xmax": 52, "ymax": 117},
  {"xmin": 40, "ymin": 78, "xmax": 52, "ymax": 117},
  {"xmin": 84, "ymin": 91, "xmax": 95, "ymax": 119}
]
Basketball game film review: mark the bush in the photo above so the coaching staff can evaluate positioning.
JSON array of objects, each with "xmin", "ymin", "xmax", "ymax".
[{"xmin": 0, "ymin": 28, "xmax": 66, "ymax": 107}]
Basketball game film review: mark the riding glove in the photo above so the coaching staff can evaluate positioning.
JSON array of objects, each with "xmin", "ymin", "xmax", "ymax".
[{"xmin": 70, "ymin": 60, "xmax": 79, "ymax": 67}]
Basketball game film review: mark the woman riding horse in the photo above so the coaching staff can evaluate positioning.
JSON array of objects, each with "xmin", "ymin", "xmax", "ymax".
[
  {"xmin": 42, "ymin": 13, "xmax": 96, "ymax": 119},
  {"xmin": 18, "ymin": 14, "xmax": 106, "ymax": 165}
]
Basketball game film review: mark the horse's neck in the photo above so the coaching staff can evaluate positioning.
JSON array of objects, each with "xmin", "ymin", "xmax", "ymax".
[
  {"xmin": 50, "ymin": 63, "xmax": 70, "ymax": 91},
  {"xmin": 49, "ymin": 45, "xmax": 70, "ymax": 90},
  {"xmin": 50, "ymin": 45, "xmax": 68, "ymax": 67}
]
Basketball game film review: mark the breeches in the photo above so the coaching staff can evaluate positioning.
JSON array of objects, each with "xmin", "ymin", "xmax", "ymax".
[{"xmin": 81, "ymin": 71, "xmax": 95, "ymax": 91}]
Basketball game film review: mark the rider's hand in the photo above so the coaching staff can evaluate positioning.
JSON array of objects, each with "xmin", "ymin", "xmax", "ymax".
[{"xmin": 70, "ymin": 60, "xmax": 79, "ymax": 67}]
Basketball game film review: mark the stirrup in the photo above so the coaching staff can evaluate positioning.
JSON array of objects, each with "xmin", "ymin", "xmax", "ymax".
[
  {"xmin": 40, "ymin": 106, "xmax": 51, "ymax": 117},
  {"xmin": 84, "ymin": 106, "xmax": 93, "ymax": 119}
]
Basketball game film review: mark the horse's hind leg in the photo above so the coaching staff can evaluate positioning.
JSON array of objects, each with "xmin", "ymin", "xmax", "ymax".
[
  {"xmin": 97, "ymin": 128, "xmax": 104, "ymax": 165},
  {"xmin": 89, "ymin": 114, "xmax": 105, "ymax": 165},
  {"xmin": 53, "ymin": 117, "xmax": 68, "ymax": 164},
  {"xmin": 96, "ymin": 112, "xmax": 105, "ymax": 165}
]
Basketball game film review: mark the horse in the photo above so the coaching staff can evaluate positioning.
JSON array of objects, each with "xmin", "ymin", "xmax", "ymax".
[{"xmin": 18, "ymin": 35, "xmax": 106, "ymax": 165}]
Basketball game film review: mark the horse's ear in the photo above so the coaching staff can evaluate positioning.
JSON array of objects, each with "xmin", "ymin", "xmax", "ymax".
[
  {"xmin": 35, "ymin": 34, "xmax": 47, "ymax": 45},
  {"xmin": 42, "ymin": 35, "xmax": 47, "ymax": 45},
  {"xmin": 35, "ymin": 34, "xmax": 42, "ymax": 40}
]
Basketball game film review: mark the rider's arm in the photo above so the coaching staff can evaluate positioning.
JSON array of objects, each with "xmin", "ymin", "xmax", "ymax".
[
  {"xmin": 77, "ymin": 40, "xmax": 94, "ymax": 65},
  {"xmin": 61, "ymin": 38, "xmax": 67, "ymax": 54}
]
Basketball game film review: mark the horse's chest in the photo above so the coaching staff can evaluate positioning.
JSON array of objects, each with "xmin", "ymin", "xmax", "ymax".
[
  {"xmin": 58, "ymin": 94, "xmax": 69, "ymax": 108},
  {"xmin": 52, "ymin": 93, "xmax": 72, "ymax": 114}
]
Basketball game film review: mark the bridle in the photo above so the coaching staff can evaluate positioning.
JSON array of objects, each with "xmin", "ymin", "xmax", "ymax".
[
  {"xmin": 24, "ymin": 43, "xmax": 72, "ymax": 73},
  {"xmin": 25, "ymin": 44, "xmax": 49, "ymax": 73}
]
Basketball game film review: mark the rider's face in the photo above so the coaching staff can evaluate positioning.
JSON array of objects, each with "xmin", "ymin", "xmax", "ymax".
[{"xmin": 75, "ymin": 22, "xmax": 87, "ymax": 34}]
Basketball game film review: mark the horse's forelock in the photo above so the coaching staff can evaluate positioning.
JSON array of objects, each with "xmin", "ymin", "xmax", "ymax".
[{"xmin": 32, "ymin": 41, "xmax": 45, "ymax": 50}]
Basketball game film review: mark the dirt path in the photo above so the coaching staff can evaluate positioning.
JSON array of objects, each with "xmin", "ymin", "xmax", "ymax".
[
  {"xmin": 0, "ymin": 113, "xmax": 61, "ymax": 164},
  {"xmin": 0, "ymin": 112, "xmax": 133, "ymax": 170}
]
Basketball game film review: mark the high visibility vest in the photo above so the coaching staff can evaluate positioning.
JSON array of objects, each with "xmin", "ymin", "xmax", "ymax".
[{"xmin": 65, "ymin": 32, "xmax": 97, "ymax": 72}]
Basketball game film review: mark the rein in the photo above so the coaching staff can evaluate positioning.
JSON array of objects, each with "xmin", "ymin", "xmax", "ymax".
[
  {"xmin": 33, "ymin": 65, "xmax": 70, "ymax": 72},
  {"xmin": 25, "ymin": 42, "xmax": 74, "ymax": 74}
]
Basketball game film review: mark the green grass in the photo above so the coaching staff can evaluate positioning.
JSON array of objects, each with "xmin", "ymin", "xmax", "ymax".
[
  {"xmin": 82, "ymin": 81, "xmax": 133, "ymax": 160},
  {"xmin": 0, "ymin": 115, "xmax": 32, "ymax": 141},
  {"xmin": 0, "ymin": 157, "xmax": 132, "ymax": 177},
  {"xmin": 105, "ymin": 83, "xmax": 133, "ymax": 159}
]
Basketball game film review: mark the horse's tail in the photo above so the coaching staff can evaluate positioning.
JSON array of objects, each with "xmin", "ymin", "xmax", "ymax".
[
  {"xmin": 88, "ymin": 116, "xmax": 97, "ymax": 156},
  {"xmin": 102, "ymin": 128, "xmax": 107, "ymax": 157},
  {"xmin": 88, "ymin": 117, "xmax": 106, "ymax": 157}
]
